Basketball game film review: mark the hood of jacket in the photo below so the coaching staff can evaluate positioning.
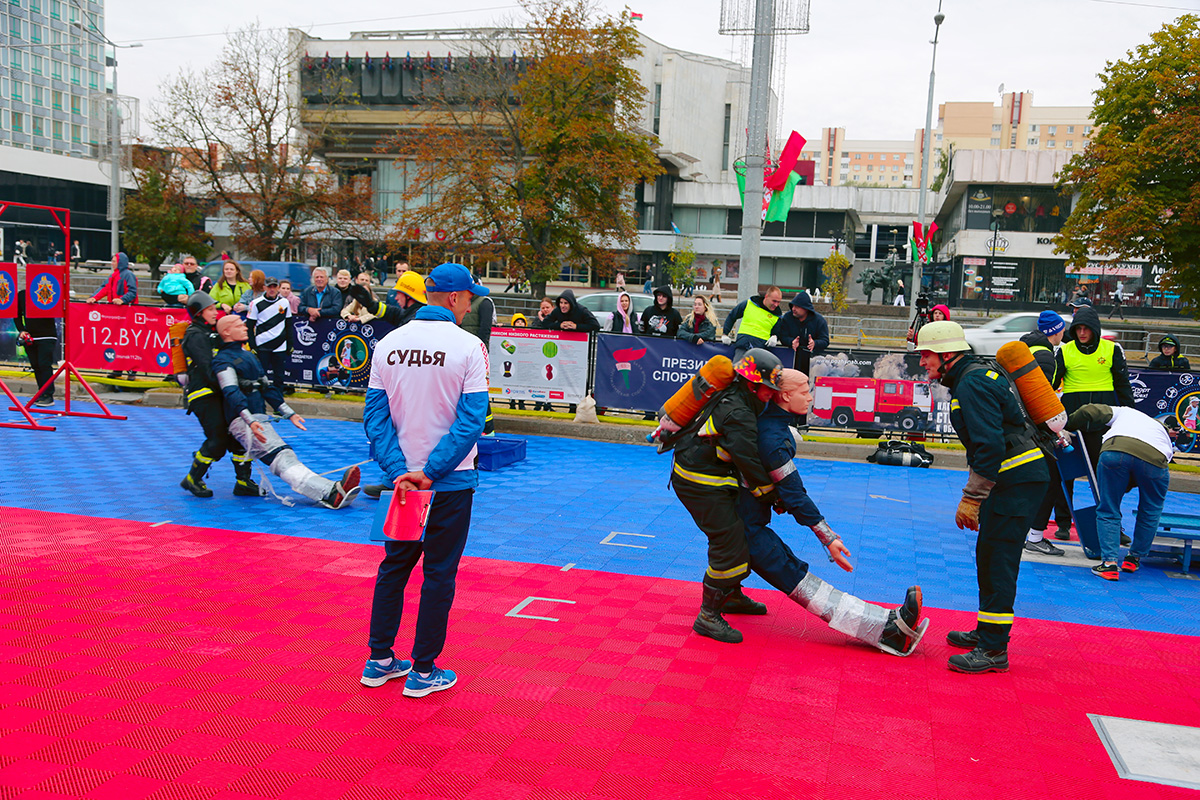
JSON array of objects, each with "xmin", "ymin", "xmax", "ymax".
[
  {"xmin": 930, "ymin": 304, "xmax": 951, "ymax": 320},
  {"xmin": 556, "ymin": 288, "xmax": 580, "ymax": 315},
  {"xmin": 615, "ymin": 291, "xmax": 637, "ymax": 320},
  {"xmin": 652, "ymin": 285, "xmax": 674, "ymax": 311},
  {"xmin": 1160, "ymin": 334, "xmax": 1181, "ymax": 353},
  {"xmin": 1069, "ymin": 305, "xmax": 1102, "ymax": 354},
  {"xmin": 789, "ymin": 291, "xmax": 814, "ymax": 312},
  {"xmin": 115, "ymin": 252, "xmax": 130, "ymax": 273}
]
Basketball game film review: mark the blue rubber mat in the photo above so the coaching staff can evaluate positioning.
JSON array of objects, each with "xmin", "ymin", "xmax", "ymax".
[{"xmin": 3, "ymin": 398, "xmax": 1199, "ymax": 636}]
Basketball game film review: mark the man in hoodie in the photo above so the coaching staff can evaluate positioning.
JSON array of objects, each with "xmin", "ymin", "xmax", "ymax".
[
  {"xmin": 1055, "ymin": 306, "xmax": 1136, "ymax": 514},
  {"xmin": 721, "ymin": 286, "xmax": 783, "ymax": 359},
  {"xmin": 1150, "ymin": 335, "xmax": 1190, "ymax": 371},
  {"xmin": 85, "ymin": 252, "xmax": 138, "ymax": 306},
  {"xmin": 736, "ymin": 369, "xmax": 927, "ymax": 657},
  {"xmin": 1021, "ymin": 311, "xmax": 1072, "ymax": 556},
  {"xmin": 538, "ymin": 289, "xmax": 600, "ymax": 332},
  {"xmin": 772, "ymin": 291, "xmax": 829, "ymax": 370},
  {"xmin": 641, "ymin": 285, "xmax": 682, "ymax": 338}
]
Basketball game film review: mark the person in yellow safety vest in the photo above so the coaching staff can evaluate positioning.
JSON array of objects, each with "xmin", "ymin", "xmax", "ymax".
[
  {"xmin": 917, "ymin": 321, "xmax": 1049, "ymax": 674},
  {"xmin": 720, "ymin": 286, "xmax": 783, "ymax": 359},
  {"xmin": 1053, "ymin": 306, "xmax": 1135, "ymax": 536}
]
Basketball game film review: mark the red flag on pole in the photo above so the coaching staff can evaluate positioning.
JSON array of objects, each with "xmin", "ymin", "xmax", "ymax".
[
  {"xmin": 766, "ymin": 131, "xmax": 807, "ymax": 191},
  {"xmin": 24, "ymin": 264, "xmax": 66, "ymax": 318},
  {"xmin": 0, "ymin": 262, "xmax": 16, "ymax": 319}
]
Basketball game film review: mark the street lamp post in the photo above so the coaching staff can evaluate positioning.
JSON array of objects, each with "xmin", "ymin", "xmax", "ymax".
[
  {"xmin": 988, "ymin": 213, "xmax": 1002, "ymax": 316},
  {"xmin": 912, "ymin": 3, "xmax": 945, "ymax": 307}
]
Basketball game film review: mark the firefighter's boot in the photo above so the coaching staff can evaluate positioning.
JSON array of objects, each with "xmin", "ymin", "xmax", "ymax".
[
  {"xmin": 722, "ymin": 586, "xmax": 768, "ymax": 615},
  {"xmin": 232, "ymin": 456, "xmax": 261, "ymax": 497},
  {"xmin": 180, "ymin": 453, "xmax": 214, "ymax": 498},
  {"xmin": 692, "ymin": 583, "xmax": 743, "ymax": 644}
]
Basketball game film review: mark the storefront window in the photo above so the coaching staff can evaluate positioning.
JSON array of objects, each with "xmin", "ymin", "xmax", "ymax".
[{"xmin": 964, "ymin": 185, "xmax": 1072, "ymax": 234}]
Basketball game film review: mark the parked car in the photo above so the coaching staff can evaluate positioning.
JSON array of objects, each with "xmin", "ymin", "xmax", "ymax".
[
  {"xmin": 576, "ymin": 291, "xmax": 654, "ymax": 330},
  {"xmin": 962, "ymin": 312, "xmax": 1114, "ymax": 356},
  {"xmin": 201, "ymin": 261, "xmax": 313, "ymax": 292}
]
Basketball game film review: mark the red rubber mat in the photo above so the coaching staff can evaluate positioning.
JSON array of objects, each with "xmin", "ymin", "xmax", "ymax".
[{"xmin": 2, "ymin": 507, "xmax": 1198, "ymax": 800}]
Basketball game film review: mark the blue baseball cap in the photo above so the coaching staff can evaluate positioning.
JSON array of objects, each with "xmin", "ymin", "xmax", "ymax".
[
  {"xmin": 425, "ymin": 263, "xmax": 489, "ymax": 296},
  {"xmin": 1037, "ymin": 310, "xmax": 1065, "ymax": 336}
]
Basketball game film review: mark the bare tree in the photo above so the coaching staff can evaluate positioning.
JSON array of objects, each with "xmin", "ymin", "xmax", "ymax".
[{"xmin": 151, "ymin": 24, "xmax": 379, "ymax": 260}]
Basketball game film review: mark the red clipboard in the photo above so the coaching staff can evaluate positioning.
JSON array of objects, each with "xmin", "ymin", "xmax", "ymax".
[{"xmin": 370, "ymin": 489, "xmax": 435, "ymax": 542}]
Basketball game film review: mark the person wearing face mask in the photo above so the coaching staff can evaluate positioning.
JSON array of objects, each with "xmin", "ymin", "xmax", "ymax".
[
  {"xmin": 677, "ymin": 295, "xmax": 718, "ymax": 344},
  {"xmin": 734, "ymin": 369, "xmax": 926, "ymax": 657},
  {"xmin": 609, "ymin": 291, "xmax": 640, "ymax": 334}
]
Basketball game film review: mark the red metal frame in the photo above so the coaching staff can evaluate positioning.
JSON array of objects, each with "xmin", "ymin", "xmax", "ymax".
[{"xmin": 1, "ymin": 200, "xmax": 126, "ymax": 425}]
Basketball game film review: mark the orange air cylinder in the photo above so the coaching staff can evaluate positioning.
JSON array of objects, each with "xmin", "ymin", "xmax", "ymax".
[
  {"xmin": 169, "ymin": 321, "xmax": 189, "ymax": 377},
  {"xmin": 995, "ymin": 341, "xmax": 1067, "ymax": 433},
  {"xmin": 656, "ymin": 355, "xmax": 736, "ymax": 434}
]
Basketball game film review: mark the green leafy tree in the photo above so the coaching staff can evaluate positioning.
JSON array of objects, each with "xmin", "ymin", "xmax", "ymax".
[
  {"xmin": 820, "ymin": 250, "xmax": 853, "ymax": 312},
  {"xmin": 385, "ymin": 0, "xmax": 663, "ymax": 285},
  {"xmin": 1056, "ymin": 16, "xmax": 1200, "ymax": 309},
  {"xmin": 123, "ymin": 148, "xmax": 211, "ymax": 281},
  {"xmin": 666, "ymin": 235, "xmax": 696, "ymax": 288}
]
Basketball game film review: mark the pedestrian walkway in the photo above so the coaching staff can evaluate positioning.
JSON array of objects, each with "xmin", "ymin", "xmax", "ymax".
[{"xmin": 1, "ymin": 400, "xmax": 1199, "ymax": 799}]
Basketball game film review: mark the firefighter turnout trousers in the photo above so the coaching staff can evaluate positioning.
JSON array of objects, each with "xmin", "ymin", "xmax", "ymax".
[
  {"xmin": 976, "ymin": 479, "xmax": 1048, "ymax": 651},
  {"xmin": 190, "ymin": 394, "xmax": 246, "ymax": 465},
  {"xmin": 670, "ymin": 477, "xmax": 752, "ymax": 589}
]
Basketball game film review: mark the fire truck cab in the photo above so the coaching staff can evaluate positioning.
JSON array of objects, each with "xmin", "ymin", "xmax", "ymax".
[{"xmin": 812, "ymin": 376, "xmax": 932, "ymax": 431}]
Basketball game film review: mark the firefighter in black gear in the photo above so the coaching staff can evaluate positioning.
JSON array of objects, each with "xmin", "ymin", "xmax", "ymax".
[
  {"xmin": 179, "ymin": 291, "xmax": 257, "ymax": 498},
  {"xmin": 668, "ymin": 348, "xmax": 780, "ymax": 644},
  {"xmin": 917, "ymin": 322, "xmax": 1049, "ymax": 674}
]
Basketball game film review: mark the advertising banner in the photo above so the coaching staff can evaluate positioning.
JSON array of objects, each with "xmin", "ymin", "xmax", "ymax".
[
  {"xmin": 1130, "ymin": 368, "xmax": 1200, "ymax": 444},
  {"xmin": 0, "ymin": 263, "xmax": 16, "ymax": 319},
  {"xmin": 489, "ymin": 327, "xmax": 590, "ymax": 403},
  {"xmin": 965, "ymin": 186, "xmax": 994, "ymax": 229},
  {"xmin": 68, "ymin": 302, "xmax": 191, "ymax": 373},
  {"xmin": 285, "ymin": 316, "xmax": 395, "ymax": 389},
  {"xmin": 24, "ymin": 264, "xmax": 67, "ymax": 318}
]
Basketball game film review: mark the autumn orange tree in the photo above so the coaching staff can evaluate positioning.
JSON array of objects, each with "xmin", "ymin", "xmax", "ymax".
[
  {"xmin": 1056, "ymin": 15, "xmax": 1200, "ymax": 309},
  {"xmin": 383, "ymin": 0, "xmax": 662, "ymax": 285},
  {"xmin": 123, "ymin": 147, "xmax": 211, "ymax": 281},
  {"xmin": 152, "ymin": 25, "xmax": 379, "ymax": 260}
]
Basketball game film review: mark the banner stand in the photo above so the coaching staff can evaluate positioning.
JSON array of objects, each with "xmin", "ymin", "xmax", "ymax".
[
  {"xmin": 0, "ymin": 199, "xmax": 126, "ymax": 425},
  {"xmin": 0, "ymin": 378, "xmax": 56, "ymax": 431}
]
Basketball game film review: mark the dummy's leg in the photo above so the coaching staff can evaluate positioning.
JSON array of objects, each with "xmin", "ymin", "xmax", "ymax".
[
  {"xmin": 789, "ymin": 573, "xmax": 927, "ymax": 657},
  {"xmin": 229, "ymin": 416, "xmax": 360, "ymax": 508}
]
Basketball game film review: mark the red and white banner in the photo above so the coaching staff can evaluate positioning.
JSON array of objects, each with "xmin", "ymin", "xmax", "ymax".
[{"xmin": 67, "ymin": 302, "xmax": 190, "ymax": 373}]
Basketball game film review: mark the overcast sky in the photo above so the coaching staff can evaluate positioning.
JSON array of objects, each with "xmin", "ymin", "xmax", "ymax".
[{"xmin": 108, "ymin": 0, "xmax": 1194, "ymax": 143}]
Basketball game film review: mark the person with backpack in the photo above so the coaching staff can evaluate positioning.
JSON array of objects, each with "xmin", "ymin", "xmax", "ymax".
[
  {"xmin": 917, "ymin": 321, "xmax": 1049, "ymax": 674},
  {"xmin": 667, "ymin": 349, "xmax": 781, "ymax": 645}
]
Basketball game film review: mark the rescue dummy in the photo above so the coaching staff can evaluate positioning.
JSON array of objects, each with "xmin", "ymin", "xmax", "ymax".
[
  {"xmin": 666, "ymin": 348, "xmax": 781, "ymax": 644},
  {"xmin": 736, "ymin": 369, "xmax": 928, "ymax": 656},
  {"xmin": 212, "ymin": 314, "xmax": 361, "ymax": 509}
]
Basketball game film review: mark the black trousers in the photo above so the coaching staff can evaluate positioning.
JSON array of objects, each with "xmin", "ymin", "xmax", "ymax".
[
  {"xmin": 258, "ymin": 349, "xmax": 289, "ymax": 394},
  {"xmin": 25, "ymin": 337, "xmax": 56, "ymax": 399},
  {"xmin": 671, "ymin": 477, "xmax": 751, "ymax": 589},
  {"xmin": 190, "ymin": 394, "xmax": 237, "ymax": 463},
  {"xmin": 975, "ymin": 479, "xmax": 1047, "ymax": 650},
  {"xmin": 1031, "ymin": 457, "xmax": 1073, "ymax": 531}
]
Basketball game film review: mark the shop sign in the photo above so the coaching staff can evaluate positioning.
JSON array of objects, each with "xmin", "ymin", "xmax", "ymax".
[
  {"xmin": 1076, "ymin": 261, "xmax": 1144, "ymax": 278},
  {"xmin": 966, "ymin": 186, "xmax": 993, "ymax": 229}
]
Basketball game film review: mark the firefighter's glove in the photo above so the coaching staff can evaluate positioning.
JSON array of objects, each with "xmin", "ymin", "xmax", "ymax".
[
  {"xmin": 756, "ymin": 487, "xmax": 779, "ymax": 508},
  {"xmin": 345, "ymin": 283, "xmax": 375, "ymax": 308},
  {"xmin": 720, "ymin": 335, "xmax": 733, "ymax": 346},
  {"xmin": 955, "ymin": 497, "xmax": 981, "ymax": 531},
  {"xmin": 773, "ymin": 497, "xmax": 787, "ymax": 515}
]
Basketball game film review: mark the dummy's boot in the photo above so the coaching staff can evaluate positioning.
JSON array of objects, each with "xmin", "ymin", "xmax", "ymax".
[
  {"xmin": 180, "ymin": 453, "xmax": 214, "ymax": 498},
  {"xmin": 877, "ymin": 586, "xmax": 929, "ymax": 657},
  {"xmin": 232, "ymin": 458, "xmax": 261, "ymax": 497},
  {"xmin": 692, "ymin": 583, "xmax": 743, "ymax": 644},
  {"xmin": 722, "ymin": 586, "xmax": 768, "ymax": 615},
  {"xmin": 789, "ymin": 573, "xmax": 927, "ymax": 656},
  {"xmin": 322, "ymin": 465, "xmax": 362, "ymax": 510}
]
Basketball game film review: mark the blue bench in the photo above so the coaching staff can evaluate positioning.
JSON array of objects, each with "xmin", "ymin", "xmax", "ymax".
[{"xmin": 1135, "ymin": 511, "xmax": 1200, "ymax": 574}]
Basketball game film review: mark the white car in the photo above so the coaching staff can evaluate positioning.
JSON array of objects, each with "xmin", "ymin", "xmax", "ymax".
[
  {"xmin": 576, "ymin": 291, "xmax": 654, "ymax": 330},
  {"xmin": 962, "ymin": 311, "xmax": 1113, "ymax": 356}
]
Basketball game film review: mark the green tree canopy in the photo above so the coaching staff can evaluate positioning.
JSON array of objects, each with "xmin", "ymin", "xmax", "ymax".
[
  {"xmin": 123, "ymin": 149, "xmax": 211, "ymax": 281},
  {"xmin": 1056, "ymin": 15, "xmax": 1200, "ymax": 309}
]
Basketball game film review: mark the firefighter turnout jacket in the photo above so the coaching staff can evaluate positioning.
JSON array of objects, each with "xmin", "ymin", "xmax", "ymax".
[
  {"xmin": 671, "ymin": 383, "xmax": 776, "ymax": 499},
  {"xmin": 182, "ymin": 320, "xmax": 222, "ymax": 409}
]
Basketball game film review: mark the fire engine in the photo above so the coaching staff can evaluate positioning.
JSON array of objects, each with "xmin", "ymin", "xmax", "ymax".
[{"xmin": 811, "ymin": 376, "xmax": 933, "ymax": 431}]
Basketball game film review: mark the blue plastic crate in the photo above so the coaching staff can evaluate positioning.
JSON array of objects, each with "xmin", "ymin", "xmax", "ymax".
[{"xmin": 478, "ymin": 435, "xmax": 527, "ymax": 471}]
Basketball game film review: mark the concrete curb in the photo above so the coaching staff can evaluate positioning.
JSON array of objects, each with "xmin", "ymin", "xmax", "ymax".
[{"xmin": 10, "ymin": 374, "xmax": 1200, "ymax": 493}]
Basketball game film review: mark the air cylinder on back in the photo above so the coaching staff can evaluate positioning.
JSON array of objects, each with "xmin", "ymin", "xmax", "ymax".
[
  {"xmin": 648, "ymin": 355, "xmax": 735, "ymax": 441},
  {"xmin": 995, "ymin": 341, "xmax": 1067, "ymax": 433}
]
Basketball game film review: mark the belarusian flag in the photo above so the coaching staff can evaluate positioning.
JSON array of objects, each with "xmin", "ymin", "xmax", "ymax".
[
  {"xmin": 765, "ymin": 170, "xmax": 800, "ymax": 223},
  {"xmin": 630, "ymin": 12, "xmax": 643, "ymax": 20}
]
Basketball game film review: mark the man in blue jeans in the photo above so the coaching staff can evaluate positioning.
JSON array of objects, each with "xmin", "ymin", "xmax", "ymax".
[
  {"xmin": 1065, "ymin": 403, "xmax": 1176, "ymax": 580},
  {"xmin": 360, "ymin": 263, "xmax": 491, "ymax": 696}
]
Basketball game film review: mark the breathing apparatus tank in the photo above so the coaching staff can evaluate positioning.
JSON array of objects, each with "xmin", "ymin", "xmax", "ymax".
[
  {"xmin": 995, "ymin": 341, "xmax": 1067, "ymax": 434},
  {"xmin": 647, "ymin": 355, "xmax": 736, "ymax": 443}
]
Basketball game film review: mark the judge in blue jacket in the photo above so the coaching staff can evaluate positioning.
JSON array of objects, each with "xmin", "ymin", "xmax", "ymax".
[{"xmin": 735, "ymin": 368, "xmax": 928, "ymax": 657}]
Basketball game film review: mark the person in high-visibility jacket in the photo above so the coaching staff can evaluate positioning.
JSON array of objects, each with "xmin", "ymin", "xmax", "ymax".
[
  {"xmin": 917, "ymin": 321, "xmax": 1049, "ymax": 674},
  {"xmin": 1054, "ymin": 305, "xmax": 1135, "ymax": 517},
  {"xmin": 720, "ymin": 286, "xmax": 783, "ymax": 359}
]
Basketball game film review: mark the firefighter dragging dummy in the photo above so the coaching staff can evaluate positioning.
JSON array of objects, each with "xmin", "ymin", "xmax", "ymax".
[
  {"xmin": 212, "ymin": 315, "xmax": 361, "ymax": 509},
  {"xmin": 736, "ymin": 368, "xmax": 928, "ymax": 656},
  {"xmin": 665, "ymin": 348, "xmax": 781, "ymax": 644}
]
